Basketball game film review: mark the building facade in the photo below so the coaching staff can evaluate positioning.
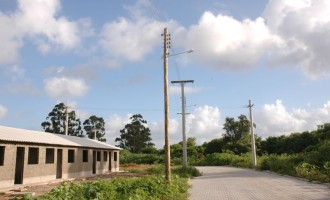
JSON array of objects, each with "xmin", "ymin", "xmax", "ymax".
[{"xmin": 0, "ymin": 126, "xmax": 120, "ymax": 189}]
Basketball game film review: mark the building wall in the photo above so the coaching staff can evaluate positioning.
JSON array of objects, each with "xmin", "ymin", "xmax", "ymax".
[{"xmin": 0, "ymin": 143, "xmax": 120, "ymax": 189}]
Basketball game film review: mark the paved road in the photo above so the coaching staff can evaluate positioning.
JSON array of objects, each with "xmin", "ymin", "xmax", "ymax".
[{"xmin": 189, "ymin": 166, "xmax": 330, "ymax": 200}]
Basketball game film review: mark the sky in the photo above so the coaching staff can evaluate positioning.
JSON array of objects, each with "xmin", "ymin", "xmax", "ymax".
[{"xmin": 1, "ymin": 0, "xmax": 330, "ymax": 148}]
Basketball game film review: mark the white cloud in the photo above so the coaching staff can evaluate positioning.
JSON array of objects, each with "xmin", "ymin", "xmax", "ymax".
[
  {"xmin": 16, "ymin": 0, "xmax": 81, "ymax": 52},
  {"xmin": 255, "ymin": 100, "xmax": 330, "ymax": 137},
  {"xmin": 180, "ymin": 11, "xmax": 281, "ymax": 70},
  {"xmin": 149, "ymin": 105, "xmax": 223, "ymax": 148},
  {"xmin": 105, "ymin": 114, "xmax": 132, "ymax": 145},
  {"xmin": 0, "ymin": 105, "xmax": 7, "ymax": 120},
  {"xmin": 263, "ymin": 0, "xmax": 330, "ymax": 77},
  {"xmin": 0, "ymin": 13, "xmax": 23, "ymax": 65},
  {"xmin": 186, "ymin": 105, "xmax": 222, "ymax": 144},
  {"xmin": 99, "ymin": 0, "xmax": 182, "ymax": 61},
  {"xmin": 100, "ymin": 18, "xmax": 161, "ymax": 61},
  {"xmin": 44, "ymin": 76, "xmax": 89, "ymax": 99},
  {"xmin": 0, "ymin": 0, "xmax": 91, "ymax": 64},
  {"xmin": 149, "ymin": 118, "xmax": 181, "ymax": 148}
]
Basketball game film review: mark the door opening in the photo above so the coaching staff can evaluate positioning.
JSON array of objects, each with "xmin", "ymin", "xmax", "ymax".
[
  {"xmin": 56, "ymin": 149, "xmax": 63, "ymax": 179},
  {"xmin": 14, "ymin": 147, "xmax": 25, "ymax": 184}
]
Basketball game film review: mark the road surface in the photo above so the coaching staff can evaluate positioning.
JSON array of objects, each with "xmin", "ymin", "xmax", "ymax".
[{"xmin": 189, "ymin": 166, "xmax": 330, "ymax": 200}]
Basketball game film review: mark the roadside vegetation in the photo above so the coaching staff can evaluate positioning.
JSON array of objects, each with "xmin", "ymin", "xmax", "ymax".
[
  {"xmin": 25, "ymin": 165, "xmax": 200, "ymax": 200},
  {"xmin": 119, "ymin": 117, "xmax": 330, "ymax": 183}
]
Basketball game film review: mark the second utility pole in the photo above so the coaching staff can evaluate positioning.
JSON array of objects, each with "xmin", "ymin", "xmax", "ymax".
[
  {"xmin": 171, "ymin": 80, "xmax": 194, "ymax": 167},
  {"xmin": 248, "ymin": 99, "xmax": 257, "ymax": 167}
]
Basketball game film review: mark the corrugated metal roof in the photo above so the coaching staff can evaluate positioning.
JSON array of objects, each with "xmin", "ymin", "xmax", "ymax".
[{"xmin": 0, "ymin": 126, "xmax": 120, "ymax": 150}]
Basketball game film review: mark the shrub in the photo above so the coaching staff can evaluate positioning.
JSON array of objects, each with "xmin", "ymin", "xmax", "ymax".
[
  {"xmin": 172, "ymin": 166, "xmax": 202, "ymax": 178},
  {"xmin": 198, "ymin": 153, "xmax": 234, "ymax": 166},
  {"xmin": 120, "ymin": 150, "xmax": 163, "ymax": 165},
  {"xmin": 258, "ymin": 154, "xmax": 303, "ymax": 176},
  {"xmin": 295, "ymin": 163, "xmax": 320, "ymax": 181},
  {"xmin": 38, "ymin": 176, "xmax": 189, "ymax": 200}
]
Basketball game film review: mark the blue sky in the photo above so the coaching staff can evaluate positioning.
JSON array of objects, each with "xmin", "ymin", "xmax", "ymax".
[{"xmin": 1, "ymin": 0, "xmax": 330, "ymax": 148}]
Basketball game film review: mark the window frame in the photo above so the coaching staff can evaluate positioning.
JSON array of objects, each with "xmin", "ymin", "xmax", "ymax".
[
  {"xmin": 97, "ymin": 151, "xmax": 101, "ymax": 161},
  {"xmin": 82, "ymin": 150, "xmax": 88, "ymax": 163},
  {"xmin": 28, "ymin": 147, "xmax": 39, "ymax": 165},
  {"xmin": 114, "ymin": 152, "xmax": 118, "ymax": 162},
  {"xmin": 45, "ymin": 148, "xmax": 55, "ymax": 164},
  {"xmin": 103, "ymin": 151, "xmax": 108, "ymax": 162},
  {"xmin": 68, "ymin": 149, "xmax": 75, "ymax": 163}
]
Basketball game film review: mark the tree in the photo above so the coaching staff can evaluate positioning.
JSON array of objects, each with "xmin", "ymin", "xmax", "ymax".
[
  {"xmin": 223, "ymin": 115, "xmax": 250, "ymax": 143},
  {"xmin": 222, "ymin": 114, "xmax": 251, "ymax": 154},
  {"xmin": 116, "ymin": 114, "xmax": 154, "ymax": 153},
  {"xmin": 83, "ymin": 115, "xmax": 106, "ymax": 142},
  {"xmin": 41, "ymin": 103, "xmax": 83, "ymax": 137}
]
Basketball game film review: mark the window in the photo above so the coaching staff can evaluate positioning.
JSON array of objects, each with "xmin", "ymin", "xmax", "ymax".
[
  {"xmin": 68, "ymin": 149, "xmax": 75, "ymax": 163},
  {"xmin": 114, "ymin": 152, "xmax": 118, "ymax": 162},
  {"xmin": 28, "ymin": 147, "xmax": 39, "ymax": 164},
  {"xmin": 0, "ymin": 146, "xmax": 5, "ymax": 166},
  {"xmin": 104, "ymin": 151, "xmax": 108, "ymax": 162},
  {"xmin": 82, "ymin": 150, "xmax": 88, "ymax": 162},
  {"xmin": 97, "ymin": 151, "xmax": 101, "ymax": 161},
  {"xmin": 45, "ymin": 148, "xmax": 54, "ymax": 164}
]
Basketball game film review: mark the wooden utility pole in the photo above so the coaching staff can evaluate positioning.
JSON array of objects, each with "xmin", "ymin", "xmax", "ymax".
[
  {"xmin": 163, "ymin": 27, "xmax": 171, "ymax": 182},
  {"xmin": 248, "ymin": 100, "xmax": 257, "ymax": 167},
  {"xmin": 171, "ymin": 80, "xmax": 194, "ymax": 167},
  {"xmin": 65, "ymin": 106, "xmax": 69, "ymax": 136}
]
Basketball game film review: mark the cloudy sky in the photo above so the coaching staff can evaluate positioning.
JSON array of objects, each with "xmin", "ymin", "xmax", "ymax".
[{"xmin": 1, "ymin": 0, "xmax": 330, "ymax": 148}]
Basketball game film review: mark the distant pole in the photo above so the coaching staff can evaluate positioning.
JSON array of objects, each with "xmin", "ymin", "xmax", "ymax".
[
  {"xmin": 163, "ymin": 27, "xmax": 171, "ymax": 182},
  {"xmin": 65, "ymin": 106, "xmax": 69, "ymax": 136},
  {"xmin": 171, "ymin": 80, "xmax": 194, "ymax": 167},
  {"xmin": 248, "ymin": 100, "xmax": 257, "ymax": 167},
  {"xmin": 94, "ymin": 129, "xmax": 97, "ymax": 140}
]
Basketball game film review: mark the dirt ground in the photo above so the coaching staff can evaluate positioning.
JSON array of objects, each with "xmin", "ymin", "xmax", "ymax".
[{"xmin": 0, "ymin": 164, "xmax": 151, "ymax": 199}]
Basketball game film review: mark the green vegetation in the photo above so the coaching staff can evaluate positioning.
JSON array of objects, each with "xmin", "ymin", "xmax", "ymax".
[
  {"xmin": 119, "ymin": 117, "xmax": 330, "ymax": 183},
  {"xmin": 37, "ymin": 176, "xmax": 189, "ymax": 200},
  {"xmin": 33, "ymin": 165, "xmax": 200, "ymax": 200}
]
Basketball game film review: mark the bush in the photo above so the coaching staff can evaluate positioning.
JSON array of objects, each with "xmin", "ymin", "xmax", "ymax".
[
  {"xmin": 295, "ymin": 163, "xmax": 320, "ymax": 181},
  {"xmin": 38, "ymin": 176, "xmax": 189, "ymax": 200},
  {"xmin": 120, "ymin": 150, "xmax": 163, "ymax": 165},
  {"xmin": 198, "ymin": 153, "xmax": 234, "ymax": 166},
  {"xmin": 258, "ymin": 154, "xmax": 303, "ymax": 176},
  {"xmin": 172, "ymin": 166, "xmax": 202, "ymax": 178}
]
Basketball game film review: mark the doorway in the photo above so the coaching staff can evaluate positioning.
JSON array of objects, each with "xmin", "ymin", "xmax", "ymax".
[
  {"xmin": 92, "ymin": 151, "xmax": 96, "ymax": 174},
  {"xmin": 108, "ymin": 151, "xmax": 112, "ymax": 171},
  {"xmin": 56, "ymin": 149, "xmax": 63, "ymax": 179},
  {"xmin": 14, "ymin": 147, "xmax": 25, "ymax": 184}
]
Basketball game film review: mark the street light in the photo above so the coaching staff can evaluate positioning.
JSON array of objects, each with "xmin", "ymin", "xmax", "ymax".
[{"xmin": 168, "ymin": 49, "xmax": 194, "ymax": 57}]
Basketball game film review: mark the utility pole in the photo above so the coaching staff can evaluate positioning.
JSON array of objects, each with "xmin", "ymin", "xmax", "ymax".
[
  {"xmin": 171, "ymin": 80, "xmax": 194, "ymax": 167},
  {"xmin": 162, "ymin": 27, "xmax": 171, "ymax": 182},
  {"xmin": 64, "ymin": 106, "xmax": 69, "ymax": 136},
  {"xmin": 248, "ymin": 100, "xmax": 257, "ymax": 167}
]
